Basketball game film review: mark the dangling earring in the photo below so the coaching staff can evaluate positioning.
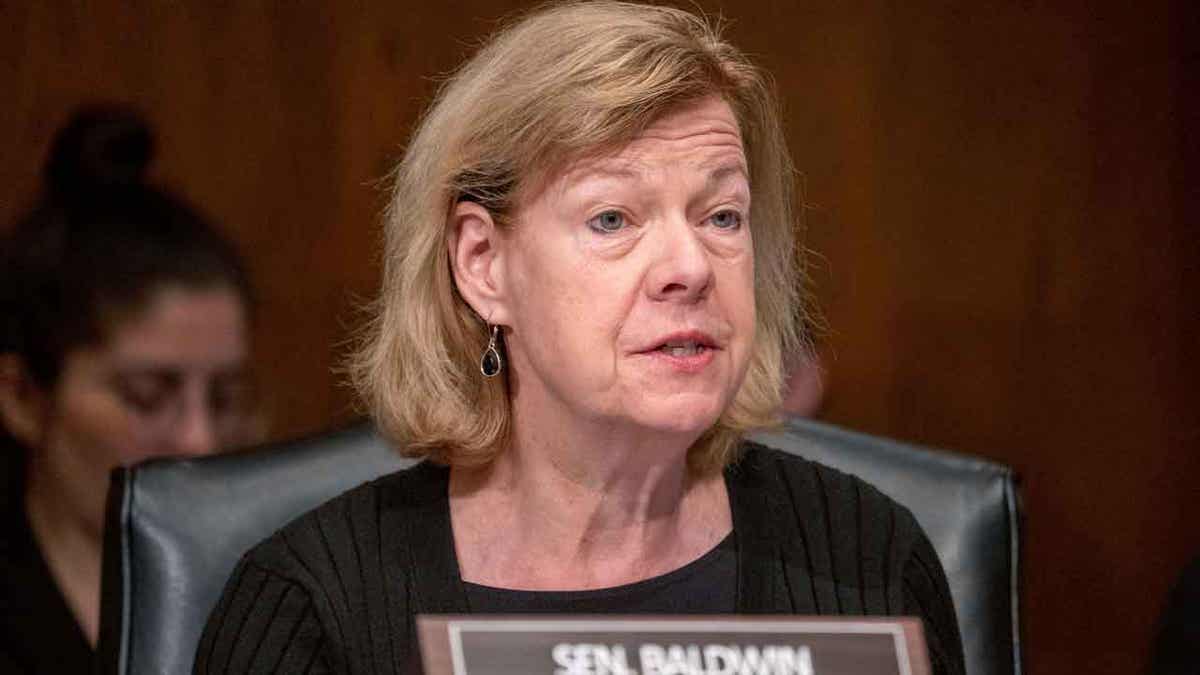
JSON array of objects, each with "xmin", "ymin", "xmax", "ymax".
[{"xmin": 480, "ymin": 324, "xmax": 503, "ymax": 378}]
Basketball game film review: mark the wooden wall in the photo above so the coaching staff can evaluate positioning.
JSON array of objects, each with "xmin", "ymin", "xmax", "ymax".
[{"xmin": 2, "ymin": 2, "xmax": 1195, "ymax": 672}]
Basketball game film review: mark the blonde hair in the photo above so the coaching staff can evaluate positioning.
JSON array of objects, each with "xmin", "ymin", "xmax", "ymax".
[{"xmin": 349, "ymin": 1, "xmax": 811, "ymax": 474}]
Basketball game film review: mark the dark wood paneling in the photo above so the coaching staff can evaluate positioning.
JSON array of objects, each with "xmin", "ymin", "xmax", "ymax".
[{"xmin": 2, "ymin": 3, "xmax": 1195, "ymax": 673}]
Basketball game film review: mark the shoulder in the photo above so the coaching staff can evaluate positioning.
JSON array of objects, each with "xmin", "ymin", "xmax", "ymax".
[
  {"xmin": 197, "ymin": 460, "xmax": 449, "ymax": 673},
  {"xmin": 241, "ymin": 459, "xmax": 449, "ymax": 584},
  {"xmin": 730, "ymin": 442, "xmax": 964, "ymax": 674},
  {"xmin": 727, "ymin": 441, "xmax": 935, "ymax": 601},
  {"xmin": 732, "ymin": 444, "xmax": 964, "ymax": 674},
  {"xmin": 729, "ymin": 441, "xmax": 927, "ymax": 546}
]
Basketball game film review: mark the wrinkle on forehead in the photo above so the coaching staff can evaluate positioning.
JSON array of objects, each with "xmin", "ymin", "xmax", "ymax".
[
  {"xmin": 524, "ymin": 97, "xmax": 748, "ymax": 208},
  {"xmin": 634, "ymin": 123, "xmax": 743, "ymax": 144},
  {"xmin": 636, "ymin": 95, "xmax": 743, "ymax": 138},
  {"xmin": 558, "ymin": 153, "xmax": 747, "ymax": 185},
  {"xmin": 633, "ymin": 120, "xmax": 743, "ymax": 147}
]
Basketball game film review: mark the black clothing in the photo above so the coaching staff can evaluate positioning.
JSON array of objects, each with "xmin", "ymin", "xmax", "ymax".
[
  {"xmin": 195, "ymin": 443, "xmax": 966, "ymax": 675},
  {"xmin": 0, "ymin": 446, "xmax": 94, "ymax": 674},
  {"xmin": 463, "ymin": 532, "xmax": 737, "ymax": 614},
  {"xmin": 1151, "ymin": 553, "xmax": 1200, "ymax": 675}
]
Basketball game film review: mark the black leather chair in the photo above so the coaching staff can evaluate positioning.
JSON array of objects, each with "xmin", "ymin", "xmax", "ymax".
[{"xmin": 98, "ymin": 418, "xmax": 1022, "ymax": 675}]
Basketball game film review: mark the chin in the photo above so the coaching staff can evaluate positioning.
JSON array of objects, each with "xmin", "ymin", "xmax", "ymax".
[{"xmin": 628, "ymin": 395, "xmax": 728, "ymax": 439}]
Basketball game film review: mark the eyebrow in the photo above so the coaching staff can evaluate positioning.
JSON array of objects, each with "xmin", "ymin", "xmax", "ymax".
[
  {"xmin": 569, "ymin": 160, "xmax": 749, "ymax": 186},
  {"xmin": 706, "ymin": 162, "xmax": 749, "ymax": 190},
  {"xmin": 113, "ymin": 366, "xmax": 181, "ymax": 379},
  {"xmin": 110, "ymin": 361, "xmax": 249, "ymax": 380},
  {"xmin": 110, "ymin": 370, "xmax": 183, "ymax": 393}
]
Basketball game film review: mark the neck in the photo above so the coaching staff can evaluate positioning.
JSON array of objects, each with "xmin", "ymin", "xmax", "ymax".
[
  {"xmin": 24, "ymin": 456, "xmax": 103, "ymax": 647},
  {"xmin": 450, "ymin": 397, "xmax": 731, "ymax": 589}
]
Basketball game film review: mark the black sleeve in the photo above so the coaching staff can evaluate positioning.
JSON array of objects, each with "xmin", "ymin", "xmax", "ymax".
[
  {"xmin": 901, "ymin": 530, "xmax": 966, "ymax": 675},
  {"xmin": 194, "ymin": 556, "xmax": 332, "ymax": 674}
]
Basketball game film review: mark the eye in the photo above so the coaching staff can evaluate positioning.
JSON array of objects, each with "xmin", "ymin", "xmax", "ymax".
[
  {"xmin": 111, "ymin": 375, "xmax": 175, "ymax": 416},
  {"xmin": 707, "ymin": 209, "xmax": 744, "ymax": 231},
  {"xmin": 586, "ymin": 210, "xmax": 627, "ymax": 233}
]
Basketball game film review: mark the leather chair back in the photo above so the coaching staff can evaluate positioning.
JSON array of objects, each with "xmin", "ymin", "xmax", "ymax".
[{"xmin": 99, "ymin": 418, "xmax": 1021, "ymax": 675}]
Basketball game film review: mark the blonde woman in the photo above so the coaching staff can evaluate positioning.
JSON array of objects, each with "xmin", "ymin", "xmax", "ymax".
[{"xmin": 197, "ymin": 3, "xmax": 964, "ymax": 674}]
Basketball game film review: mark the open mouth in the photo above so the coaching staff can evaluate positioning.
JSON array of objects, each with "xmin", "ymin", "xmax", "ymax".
[{"xmin": 657, "ymin": 341, "xmax": 710, "ymax": 357}]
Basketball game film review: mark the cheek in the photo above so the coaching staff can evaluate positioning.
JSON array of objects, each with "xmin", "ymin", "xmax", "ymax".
[
  {"xmin": 510, "ymin": 241, "xmax": 633, "ymax": 341},
  {"xmin": 51, "ymin": 386, "xmax": 147, "ymax": 468},
  {"xmin": 720, "ymin": 254, "xmax": 756, "ymax": 317},
  {"xmin": 742, "ymin": 268, "xmax": 757, "ymax": 333},
  {"xmin": 515, "ymin": 272, "xmax": 628, "ymax": 364},
  {"xmin": 720, "ymin": 257, "xmax": 758, "ymax": 370}
]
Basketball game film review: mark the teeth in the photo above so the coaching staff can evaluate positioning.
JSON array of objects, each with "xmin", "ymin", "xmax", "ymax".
[{"xmin": 660, "ymin": 342, "xmax": 702, "ymax": 356}]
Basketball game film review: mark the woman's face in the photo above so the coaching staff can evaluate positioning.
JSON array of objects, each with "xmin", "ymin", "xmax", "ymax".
[
  {"xmin": 3, "ymin": 284, "xmax": 250, "ymax": 532},
  {"xmin": 43, "ymin": 285, "xmax": 252, "ymax": 472},
  {"xmin": 499, "ymin": 96, "xmax": 756, "ymax": 439}
]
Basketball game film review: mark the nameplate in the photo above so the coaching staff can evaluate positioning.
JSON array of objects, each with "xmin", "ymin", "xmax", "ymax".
[{"xmin": 418, "ymin": 615, "xmax": 930, "ymax": 675}]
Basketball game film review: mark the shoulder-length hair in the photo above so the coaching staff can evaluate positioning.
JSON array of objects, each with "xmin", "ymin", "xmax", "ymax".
[{"xmin": 349, "ymin": 0, "xmax": 811, "ymax": 475}]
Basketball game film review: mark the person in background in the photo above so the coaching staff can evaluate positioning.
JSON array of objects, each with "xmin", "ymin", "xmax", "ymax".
[
  {"xmin": 782, "ymin": 356, "xmax": 826, "ymax": 417},
  {"xmin": 1150, "ymin": 553, "xmax": 1200, "ymax": 674},
  {"xmin": 0, "ymin": 106, "xmax": 257, "ymax": 673},
  {"xmin": 196, "ymin": 3, "xmax": 964, "ymax": 674}
]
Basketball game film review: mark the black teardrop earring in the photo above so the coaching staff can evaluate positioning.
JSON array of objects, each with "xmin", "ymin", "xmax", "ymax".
[{"xmin": 480, "ymin": 324, "xmax": 503, "ymax": 378}]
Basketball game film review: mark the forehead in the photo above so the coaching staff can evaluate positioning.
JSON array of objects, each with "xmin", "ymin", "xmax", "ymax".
[
  {"xmin": 628, "ymin": 96, "xmax": 744, "ymax": 155},
  {"xmin": 556, "ymin": 96, "xmax": 748, "ymax": 187},
  {"xmin": 102, "ymin": 286, "xmax": 248, "ymax": 367}
]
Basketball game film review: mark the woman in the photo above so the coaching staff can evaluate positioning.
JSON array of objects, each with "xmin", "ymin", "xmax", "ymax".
[
  {"xmin": 0, "ymin": 106, "xmax": 256, "ymax": 673},
  {"xmin": 197, "ymin": 3, "xmax": 965, "ymax": 674}
]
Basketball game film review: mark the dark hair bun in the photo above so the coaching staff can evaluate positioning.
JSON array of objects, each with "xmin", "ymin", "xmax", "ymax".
[{"xmin": 45, "ymin": 105, "xmax": 155, "ymax": 197}]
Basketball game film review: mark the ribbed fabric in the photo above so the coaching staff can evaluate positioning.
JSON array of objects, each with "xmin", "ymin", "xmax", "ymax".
[{"xmin": 195, "ymin": 444, "xmax": 965, "ymax": 675}]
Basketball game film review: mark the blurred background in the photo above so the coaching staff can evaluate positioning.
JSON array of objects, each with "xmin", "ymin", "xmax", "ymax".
[{"xmin": 2, "ymin": 2, "xmax": 1196, "ymax": 673}]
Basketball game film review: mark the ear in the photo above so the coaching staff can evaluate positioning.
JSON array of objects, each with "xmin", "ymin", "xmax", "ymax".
[
  {"xmin": 0, "ymin": 354, "xmax": 48, "ymax": 448},
  {"xmin": 447, "ymin": 201, "xmax": 513, "ymax": 325}
]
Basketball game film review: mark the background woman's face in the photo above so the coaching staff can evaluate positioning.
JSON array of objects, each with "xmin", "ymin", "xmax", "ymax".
[
  {"xmin": 47, "ymin": 286, "xmax": 252, "ymax": 469},
  {"xmin": 26, "ymin": 285, "xmax": 251, "ymax": 531},
  {"xmin": 500, "ymin": 96, "xmax": 756, "ymax": 439}
]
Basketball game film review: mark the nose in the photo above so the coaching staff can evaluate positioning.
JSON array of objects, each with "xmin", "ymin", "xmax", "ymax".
[
  {"xmin": 170, "ymin": 390, "xmax": 219, "ymax": 458},
  {"xmin": 645, "ymin": 216, "xmax": 714, "ymax": 303}
]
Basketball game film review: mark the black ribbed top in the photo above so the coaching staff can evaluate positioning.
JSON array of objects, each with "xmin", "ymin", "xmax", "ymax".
[
  {"xmin": 463, "ymin": 531, "xmax": 736, "ymax": 614},
  {"xmin": 195, "ymin": 444, "xmax": 965, "ymax": 674}
]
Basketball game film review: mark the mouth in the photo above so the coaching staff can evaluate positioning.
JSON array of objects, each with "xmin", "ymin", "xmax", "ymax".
[
  {"xmin": 643, "ymin": 331, "xmax": 720, "ymax": 356},
  {"xmin": 656, "ymin": 341, "xmax": 711, "ymax": 357}
]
